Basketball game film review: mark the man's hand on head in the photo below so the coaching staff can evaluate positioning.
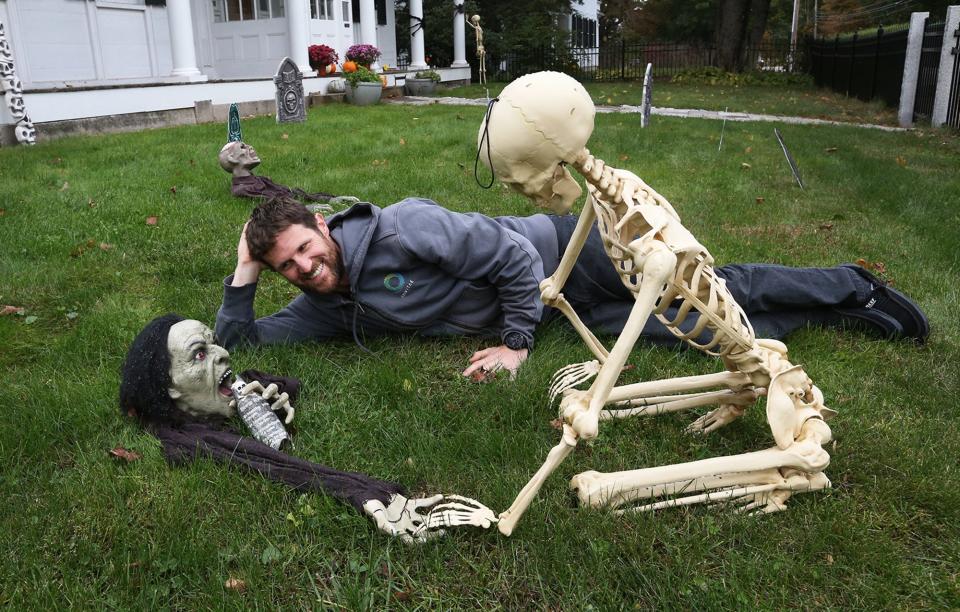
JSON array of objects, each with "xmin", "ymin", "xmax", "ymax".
[
  {"xmin": 462, "ymin": 345, "xmax": 529, "ymax": 381},
  {"xmin": 232, "ymin": 221, "xmax": 264, "ymax": 287}
]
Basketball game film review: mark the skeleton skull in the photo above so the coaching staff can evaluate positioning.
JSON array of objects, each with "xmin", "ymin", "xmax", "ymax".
[
  {"xmin": 478, "ymin": 71, "xmax": 594, "ymax": 213},
  {"xmin": 218, "ymin": 141, "xmax": 261, "ymax": 176},
  {"xmin": 166, "ymin": 319, "xmax": 236, "ymax": 419},
  {"xmin": 14, "ymin": 120, "xmax": 35, "ymax": 145}
]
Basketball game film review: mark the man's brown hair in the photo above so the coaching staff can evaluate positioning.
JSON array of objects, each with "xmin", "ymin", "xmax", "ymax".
[{"xmin": 245, "ymin": 198, "xmax": 320, "ymax": 264}]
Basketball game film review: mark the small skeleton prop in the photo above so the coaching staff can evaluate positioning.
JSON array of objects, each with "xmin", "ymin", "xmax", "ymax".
[
  {"xmin": 122, "ymin": 315, "xmax": 496, "ymax": 543},
  {"xmin": 478, "ymin": 72, "xmax": 835, "ymax": 536},
  {"xmin": 465, "ymin": 15, "xmax": 487, "ymax": 85}
]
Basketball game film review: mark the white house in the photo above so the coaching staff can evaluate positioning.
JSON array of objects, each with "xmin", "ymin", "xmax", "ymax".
[
  {"xmin": 0, "ymin": 0, "xmax": 598, "ymax": 145},
  {"xmin": 0, "ymin": 0, "xmax": 473, "ymax": 144}
]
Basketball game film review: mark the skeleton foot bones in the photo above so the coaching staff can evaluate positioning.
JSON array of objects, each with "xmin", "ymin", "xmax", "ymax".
[
  {"xmin": 478, "ymin": 72, "xmax": 836, "ymax": 535},
  {"xmin": 363, "ymin": 494, "xmax": 497, "ymax": 544}
]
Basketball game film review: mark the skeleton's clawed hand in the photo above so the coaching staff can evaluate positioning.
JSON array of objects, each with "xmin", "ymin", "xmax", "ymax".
[
  {"xmin": 236, "ymin": 380, "xmax": 295, "ymax": 424},
  {"xmin": 362, "ymin": 493, "xmax": 497, "ymax": 544}
]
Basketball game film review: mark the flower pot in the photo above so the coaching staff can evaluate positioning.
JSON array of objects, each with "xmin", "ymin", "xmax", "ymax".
[
  {"xmin": 345, "ymin": 82, "xmax": 382, "ymax": 106},
  {"xmin": 405, "ymin": 78, "xmax": 437, "ymax": 96},
  {"xmin": 316, "ymin": 63, "xmax": 336, "ymax": 76}
]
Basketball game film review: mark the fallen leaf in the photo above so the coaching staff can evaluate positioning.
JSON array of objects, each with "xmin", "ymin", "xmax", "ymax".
[
  {"xmin": 1, "ymin": 305, "xmax": 24, "ymax": 316},
  {"xmin": 469, "ymin": 368, "xmax": 496, "ymax": 383},
  {"xmin": 606, "ymin": 97, "xmax": 613, "ymax": 104},
  {"xmin": 744, "ymin": 146, "xmax": 752, "ymax": 154},
  {"xmin": 169, "ymin": 186, "xmax": 177, "ymax": 195},
  {"xmin": 755, "ymin": 197, "xmax": 765, "ymax": 204},
  {"xmin": 399, "ymin": 138, "xmax": 406, "ymax": 145},
  {"xmin": 740, "ymin": 162, "xmax": 751, "ymax": 170},
  {"xmin": 825, "ymin": 147, "xmax": 838, "ymax": 153},
  {"xmin": 0, "ymin": 208, "xmax": 5, "ymax": 216},
  {"xmin": 224, "ymin": 577, "xmax": 246, "ymax": 592},
  {"xmin": 88, "ymin": 198, "xmax": 97, "ymax": 208},
  {"xmin": 99, "ymin": 242, "xmax": 114, "ymax": 251},
  {"xmin": 818, "ymin": 223, "xmax": 833, "ymax": 230},
  {"xmin": 402, "ymin": 379, "xmax": 413, "ymax": 392},
  {"xmin": 24, "ymin": 315, "xmax": 38, "ymax": 324},
  {"xmin": 59, "ymin": 182, "xmax": 70, "ymax": 191},
  {"xmin": 619, "ymin": 154, "xmax": 629, "ymax": 161},
  {"xmin": 66, "ymin": 311, "xmax": 79, "ymax": 320},
  {"xmin": 51, "ymin": 157, "xmax": 63, "ymax": 165},
  {"xmin": 281, "ymin": 133, "xmax": 289, "ymax": 140},
  {"xmin": 393, "ymin": 590, "xmax": 412, "ymax": 602},
  {"xmin": 550, "ymin": 418, "xmax": 563, "ymax": 430},
  {"xmin": 896, "ymin": 156, "xmax": 907, "ymax": 167},
  {"xmin": 109, "ymin": 447, "xmax": 141, "ymax": 462},
  {"xmin": 146, "ymin": 216, "xmax": 158, "ymax": 226},
  {"xmin": 405, "ymin": 457, "xmax": 414, "ymax": 466}
]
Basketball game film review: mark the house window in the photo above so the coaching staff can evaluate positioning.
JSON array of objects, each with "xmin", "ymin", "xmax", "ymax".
[
  {"xmin": 351, "ymin": 0, "xmax": 387, "ymax": 26},
  {"xmin": 213, "ymin": 0, "xmax": 283, "ymax": 22},
  {"xmin": 311, "ymin": 0, "xmax": 334, "ymax": 19},
  {"xmin": 572, "ymin": 14, "xmax": 596, "ymax": 48}
]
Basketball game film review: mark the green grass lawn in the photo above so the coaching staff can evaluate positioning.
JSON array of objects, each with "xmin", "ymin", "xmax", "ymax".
[
  {"xmin": 1, "ymin": 102, "xmax": 958, "ymax": 608},
  {"xmin": 441, "ymin": 80, "xmax": 900, "ymax": 126}
]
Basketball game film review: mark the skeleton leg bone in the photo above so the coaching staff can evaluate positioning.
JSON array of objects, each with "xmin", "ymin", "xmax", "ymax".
[
  {"xmin": 498, "ymin": 425, "xmax": 578, "ymax": 536},
  {"xmin": 601, "ymin": 388, "xmax": 758, "ymax": 420},
  {"xmin": 570, "ymin": 437, "xmax": 831, "ymax": 510}
]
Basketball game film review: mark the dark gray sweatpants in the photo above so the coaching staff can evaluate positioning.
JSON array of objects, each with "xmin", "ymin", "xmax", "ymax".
[{"xmin": 547, "ymin": 215, "xmax": 871, "ymax": 345}]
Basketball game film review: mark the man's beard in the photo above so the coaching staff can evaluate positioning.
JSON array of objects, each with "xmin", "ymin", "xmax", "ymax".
[{"xmin": 294, "ymin": 257, "xmax": 345, "ymax": 293}]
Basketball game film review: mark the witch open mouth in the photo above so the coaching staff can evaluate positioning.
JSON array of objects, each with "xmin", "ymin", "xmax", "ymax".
[{"xmin": 217, "ymin": 368, "xmax": 235, "ymax": 397}]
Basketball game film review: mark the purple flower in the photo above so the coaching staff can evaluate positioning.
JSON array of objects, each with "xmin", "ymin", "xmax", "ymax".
[{"xmin": 346, "ymin": 44, "xmax": 382, "ymax": 66}]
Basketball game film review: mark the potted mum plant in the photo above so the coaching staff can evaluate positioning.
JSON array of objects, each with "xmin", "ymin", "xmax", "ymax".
[
  {"xmin": 307, "ymin": 44, "xmax": 338, "ymax": 75},
  {"xmin": 345, "ymin": 44, "xmax": 381, "ymax": 69},
  {"xmin": 343, "ymin": 66, "xmax": 383, "ymax": 105},
  {"xmin": 406, "ymin": 69, "xmax": 441, "ymax": 96}
]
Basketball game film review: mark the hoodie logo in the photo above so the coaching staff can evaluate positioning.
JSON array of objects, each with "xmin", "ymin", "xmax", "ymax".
[
  {"xmin": 384, "ymin": 273, "xmax": 415, "ymax": 297},
  {"xmin": 384, "ymin": 273, "xmax": 405, "ymax": 292}
]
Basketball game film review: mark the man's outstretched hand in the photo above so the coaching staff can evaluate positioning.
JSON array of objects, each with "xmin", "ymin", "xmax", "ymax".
[
  {"xmin": 462, "ymin": 345, "xmax": 528, "ymax": 381},
  {"xmin": 232, "ymin": 221, "xmax": 264, "ymax": 287}
]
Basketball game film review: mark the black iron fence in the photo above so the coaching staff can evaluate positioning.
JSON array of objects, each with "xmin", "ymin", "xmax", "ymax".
[
  {"xmin": 947, "ymin": 24, "xmax": 960, "ymax": 129},
  {"xmin": 809, "ymin": 24, "xmax": 910, "ymax": 106},
  {"xmin": 478, "ymin": 41, "xmax": 801, "ymax": 83},
  {"xmin": 914, "ymin": 19, "xmax": 946, "ymax": 122}
]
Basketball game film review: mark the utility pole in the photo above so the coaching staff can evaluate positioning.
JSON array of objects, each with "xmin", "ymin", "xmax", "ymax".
[{"xmin": 789, "ymin": 0, "xmax": 801, "ymax": 70}]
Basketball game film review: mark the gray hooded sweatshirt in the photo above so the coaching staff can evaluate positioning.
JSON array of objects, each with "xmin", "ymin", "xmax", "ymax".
[{"xmin": 215, "ymin": 198, "xmax": 559, "ymax": 350}]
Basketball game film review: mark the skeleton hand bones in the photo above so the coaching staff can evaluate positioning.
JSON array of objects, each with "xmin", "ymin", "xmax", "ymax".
[{"xmin": 233, "ymin": 380, "xmax": 295, "ymax": 424}]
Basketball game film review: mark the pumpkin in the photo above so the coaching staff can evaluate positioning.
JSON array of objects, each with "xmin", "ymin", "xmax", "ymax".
[{"xmin": 342, "ymin": 61, "xmax": 358, "ymax": 73}]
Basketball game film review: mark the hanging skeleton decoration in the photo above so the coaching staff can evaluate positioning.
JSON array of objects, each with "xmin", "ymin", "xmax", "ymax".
[
  {"xmin": 477, "ymin": 72, "xmax": 836, "ymax": 536},
  {"xmin": 465, "ymin": 15, "xmax": 487, "ymax": 85},
  {"xmin": 121, "ymin": 314, "xmax": 496, "ymax": 543},
  {"xmin": 0, "ymin": 21, "xmax": 36, "ymax": 145}
]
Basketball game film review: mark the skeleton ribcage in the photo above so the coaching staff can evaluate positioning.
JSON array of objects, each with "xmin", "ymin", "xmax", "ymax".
[{"xmin": 591, "ymin": 196, "xmax": 758, "ymax": 364}]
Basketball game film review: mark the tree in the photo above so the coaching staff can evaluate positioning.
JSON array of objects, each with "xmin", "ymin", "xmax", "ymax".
[{"xmin": 395, "ymin": 0, "xmax": 576, "ymax": 72}]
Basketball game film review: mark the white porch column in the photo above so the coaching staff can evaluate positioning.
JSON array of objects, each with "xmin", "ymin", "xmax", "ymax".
[
  {"xmin": 931, "ymin": 5, "xmax": 960, "ymax": 127},
  {"xmin": 409, "ymin": 0, "xmax": 428, "ymax": 70},
  {"xmin": 286, "ymin": 0, "xmax": 311, "ymax": 72},
  {"xmin": 166, "ymin": 0, "xmax": 207, "ymax": 81},
  {"xmin": 897, "ymin": 12, "xmax": 930, "ymax": 127},
  {"xmin": 452, "ymin": 0, "xmax": 468, "ymax": 67},
  {"xmin": 359, "ymin": 0, "xmax": 380, "ymax": 71}
]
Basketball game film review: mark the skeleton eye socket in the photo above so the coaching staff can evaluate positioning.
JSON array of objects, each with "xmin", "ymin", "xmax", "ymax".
[{"xmin": 195, "ymin": 350, "xmax": 206, "ymax": 361}]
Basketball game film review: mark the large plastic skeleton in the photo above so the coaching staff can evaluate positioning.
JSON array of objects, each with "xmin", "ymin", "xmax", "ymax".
[{"xmin": 479, "ymin": 72, "xmax": 836, "ymax": 536}]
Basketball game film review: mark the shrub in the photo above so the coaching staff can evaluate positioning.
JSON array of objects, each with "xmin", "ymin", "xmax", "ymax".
[
  {"xmin": 344, "ymin": 66, "xmax": 382, "ymax": 88},
  {"xmin": 413, "ymin": 70, "xmax": 442, "ymax": 83},
  {"xmin": 345, "ymin": 44, "xmax": 381, "ymax": 67}
]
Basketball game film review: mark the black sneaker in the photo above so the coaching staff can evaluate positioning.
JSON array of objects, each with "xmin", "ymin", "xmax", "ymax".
[{"xmin": 835, "ymin": 263, "xmax": 930, "ymax": 343}]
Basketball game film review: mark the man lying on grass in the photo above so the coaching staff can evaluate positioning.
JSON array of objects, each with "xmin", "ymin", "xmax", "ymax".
[{"xmin": 215, "ymin": 198, "xmax": 928, "ymax": 378}]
